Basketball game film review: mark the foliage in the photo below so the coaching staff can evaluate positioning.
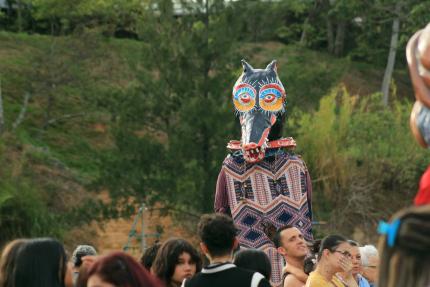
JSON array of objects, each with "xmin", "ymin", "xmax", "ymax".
[
  {"xmin": 0, "ymin": 135, "xmax": 71, "ymax": 243},
  {"xmin": 0, "ymin": 29, "xmax": 144, "ymax": 243},
  {"xmin": 231, "ymin": 0, "xmax": 308, "ymax": 43},
  {"xmin": 1, "ymin": 0, "xmax": 145, "ymax": 35},
  {"xmin": 96, "ymin": 0, "xmax": 240, "ymax": 216},
  {"xmin": 294, "ymin": 86, "xmax": 429, "ymax": 237}
]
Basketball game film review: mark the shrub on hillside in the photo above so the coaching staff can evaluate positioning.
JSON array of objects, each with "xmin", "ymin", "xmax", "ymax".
[{"xmin": 294, "ymin": 86, "xmax": 429, "ymax": 238}]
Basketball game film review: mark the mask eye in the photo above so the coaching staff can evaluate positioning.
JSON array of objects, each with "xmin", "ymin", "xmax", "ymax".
[
  {"xmin": 264, "ymin": 94, "xmax": 276, "ymax": 103},
  {"xmin": 240, "ymin": 93, "xmax": 251, "ymax": 103},
  {"xmin": 259, "ymin": 84, "xmax": 285, "ymax": 112},
  {"xmin": 233, "ymin": 83, "xmax": 256, "ymax": 112}
]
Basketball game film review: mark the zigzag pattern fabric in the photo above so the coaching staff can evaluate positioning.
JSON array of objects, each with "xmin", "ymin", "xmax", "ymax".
[{"xmin": 215, "ymin": 150, "xmax": 313, "ymax": 287}]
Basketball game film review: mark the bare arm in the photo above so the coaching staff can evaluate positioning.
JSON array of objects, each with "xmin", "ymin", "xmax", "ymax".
[
  {"xmin": 283, "ymin": 265, "xmax": 308, "ymax": 283},
  {"xmin": 283, "ymin": 274, "xmax": 305, "ymax": 287}
]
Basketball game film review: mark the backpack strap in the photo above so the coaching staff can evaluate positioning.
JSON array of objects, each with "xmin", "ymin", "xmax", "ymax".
[{"xmin": 251, "ymin": 272, "xmax": 265, "ymax": 287}]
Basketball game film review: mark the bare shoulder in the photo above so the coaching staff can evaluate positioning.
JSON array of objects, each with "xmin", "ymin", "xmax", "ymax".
[{"xmin": 284, "ymin": 274, "xmax": 305, "ymax": 287}]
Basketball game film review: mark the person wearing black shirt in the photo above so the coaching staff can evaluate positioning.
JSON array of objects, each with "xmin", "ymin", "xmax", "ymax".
[{"xmin": 182, "ymin": 214, "xmax": 271, "ymax": 287}]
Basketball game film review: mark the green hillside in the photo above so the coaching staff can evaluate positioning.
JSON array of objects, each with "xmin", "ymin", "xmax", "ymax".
[
  {"xmin": 0, "ymin": 30, "xmax": 419, "ymax": 245},
  {"xmin": 0, "ymin": 31, "xmax": 143, "ymax": 245}
]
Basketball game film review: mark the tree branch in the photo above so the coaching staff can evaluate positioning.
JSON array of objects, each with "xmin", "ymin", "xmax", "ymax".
[
  {"xmin": 12, "ymin": 92, "xmax": 31, "ymax": 131},
  {"xmin": 42, "ymin": 112, "xmax": 87, "ymax": 129}
]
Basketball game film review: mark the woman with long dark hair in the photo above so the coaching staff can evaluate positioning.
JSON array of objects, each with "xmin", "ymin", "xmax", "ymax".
[
  {"xmin": 12, "ymin": 237, "xmax": 67, "ymax": 287},
  {"xmin": 152, "ymin": 238, "xmax": 202, "ymax": 287},
  {"xmin": 0, "ymin": 239, "xmax": 28, "ymax": 287}
]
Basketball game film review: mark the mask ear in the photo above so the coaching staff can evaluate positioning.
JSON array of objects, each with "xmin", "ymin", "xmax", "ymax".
[
  {"xmin": 241, "ymin": 59, "xmax": 254, "ymax": 74},
  {"xmin": 266, "ymin": 60, "xmax": 277, "ymax": 72}
]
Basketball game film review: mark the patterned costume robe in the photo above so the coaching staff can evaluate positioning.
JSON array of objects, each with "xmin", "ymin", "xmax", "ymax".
[{"xmin": 215, "ymin": 150, "xmax": 313, "ymax": 286}]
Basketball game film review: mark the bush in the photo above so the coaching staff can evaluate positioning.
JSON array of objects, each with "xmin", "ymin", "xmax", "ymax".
[{"xmin": 294, "ymin": 86, "xmax": 430, "ymax": 238}]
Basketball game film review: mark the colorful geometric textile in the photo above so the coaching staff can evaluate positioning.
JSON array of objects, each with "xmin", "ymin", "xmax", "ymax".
[{"xmin": 215, "ymin": 150, "xmax": 313, "ymax": 286}]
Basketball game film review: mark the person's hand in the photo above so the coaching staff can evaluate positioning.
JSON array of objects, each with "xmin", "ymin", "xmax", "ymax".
[
  {"xmin": 338, "ymin": 256, "xmax": 352, "ymax": 272},
  {"xmin": 81, "ymin": 255, "xmax": 98, "ymax": 269}
]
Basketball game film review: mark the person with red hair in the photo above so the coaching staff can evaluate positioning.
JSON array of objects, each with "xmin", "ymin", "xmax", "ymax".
[{"xmin": 83, "ymin": 251, "xmax": 162, "ymax": 287}]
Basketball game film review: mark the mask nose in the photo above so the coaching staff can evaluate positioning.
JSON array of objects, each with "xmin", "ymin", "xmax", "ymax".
[{"xmin": 243, "ymin": 143, "xmax": 258, "ymax": 151}]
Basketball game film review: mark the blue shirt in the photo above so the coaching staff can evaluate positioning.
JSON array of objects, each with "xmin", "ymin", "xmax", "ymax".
[{"xmin": 358, "ymin": 275, "xmax": 371, "ymax": 287}]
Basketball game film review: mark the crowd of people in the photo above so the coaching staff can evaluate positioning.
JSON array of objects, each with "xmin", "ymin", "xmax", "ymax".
[{"xmin": 0, "ymin": 205, "xmax": 429, "ymax": 287}]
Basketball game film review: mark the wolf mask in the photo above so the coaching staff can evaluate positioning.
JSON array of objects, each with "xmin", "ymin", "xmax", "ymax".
[{"xmin": 232, "ymin": 59, "xmax": 291, "ymax": 163}]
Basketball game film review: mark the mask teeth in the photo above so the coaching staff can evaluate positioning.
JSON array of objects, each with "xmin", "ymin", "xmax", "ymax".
[{"xmin": 262, "ymin": 141, "xmax": 268, "ymax": 149}]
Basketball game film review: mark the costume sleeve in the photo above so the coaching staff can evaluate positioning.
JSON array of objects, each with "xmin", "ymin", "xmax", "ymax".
[{"xmin": 214, "ymin": 167, "xmax": 231, "ymax": 215}]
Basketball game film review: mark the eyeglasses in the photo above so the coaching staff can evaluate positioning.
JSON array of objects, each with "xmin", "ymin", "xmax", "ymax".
[
  {"xmin": 364, "ymin": 265, "xmax": 377, "ymax": 269},
  {"xmin": 334, "ymin": 250, "xmax": 352, "ymax": 259}
]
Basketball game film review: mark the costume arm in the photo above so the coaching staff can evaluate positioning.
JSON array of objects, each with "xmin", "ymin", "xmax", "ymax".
[{"xmin": 214, "ymin": 168, "xmax": 231, "ymax": 215}]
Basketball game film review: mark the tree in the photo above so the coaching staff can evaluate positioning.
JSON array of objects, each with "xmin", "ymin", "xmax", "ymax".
[
  {"xmin": 97, "ymin": 0, "xmax": 241, "ymax": 216},
  {"xmin": 323, "ymin": 0, "xmax": 365, "ymax": 57},
  {"xmin": 381, "ymin": 0, "xmax": 402, "ymax": 106},
  {"xmin": 379, "ymin": 0, "xmax": 430, "ymax": 106},
  {"xmin": 22, "ymin": 0, "xmax": 144, "ymax": 35}
]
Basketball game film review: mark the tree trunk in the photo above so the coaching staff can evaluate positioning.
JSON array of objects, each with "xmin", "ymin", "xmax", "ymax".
[
  {"xmin": 381, "ymin": 1, "xmax": 401, "ymax": 106},
  {"xmin": 16, "ymin": 0, "xmax": 23, "ymax": 32},
  {"xmin": 300, "ymin": 0, "xmax": 321, "ymax": 46},
  {"xmin": 300, "ymin": 18, "xmax": 309, "ymax": 45},
  {"xmin": 327, "ymin": 18, "xmax": 335, "ymax": 54},
  {"xmin": 334, "ymin": 20, "xmax": 346, "ymax": 57},
  {"xmin": 0, "ymin": 79, "xmax": 5, "ymax": 135},
  {"xmin": 12, "ymin": 92, "xmax": 31, "ymax": 131}
]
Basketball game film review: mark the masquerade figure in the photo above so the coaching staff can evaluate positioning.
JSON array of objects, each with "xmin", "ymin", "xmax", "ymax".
[
  {"xmin": 215, "ymin": 60, "xmax": 313, "ymax": 286},
  {"xmin": 407, "ymin": 23, "xmax": 430, "ymax": 206}
]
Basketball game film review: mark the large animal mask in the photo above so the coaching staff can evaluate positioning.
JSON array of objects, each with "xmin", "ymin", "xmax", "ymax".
[
  {"xmin": 407, "ymin": 23, "xmax": 430, "ymax": 148},
  {"xmin": 232, "ymin": 60, "xmax": 286, "ymax": 163}
]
